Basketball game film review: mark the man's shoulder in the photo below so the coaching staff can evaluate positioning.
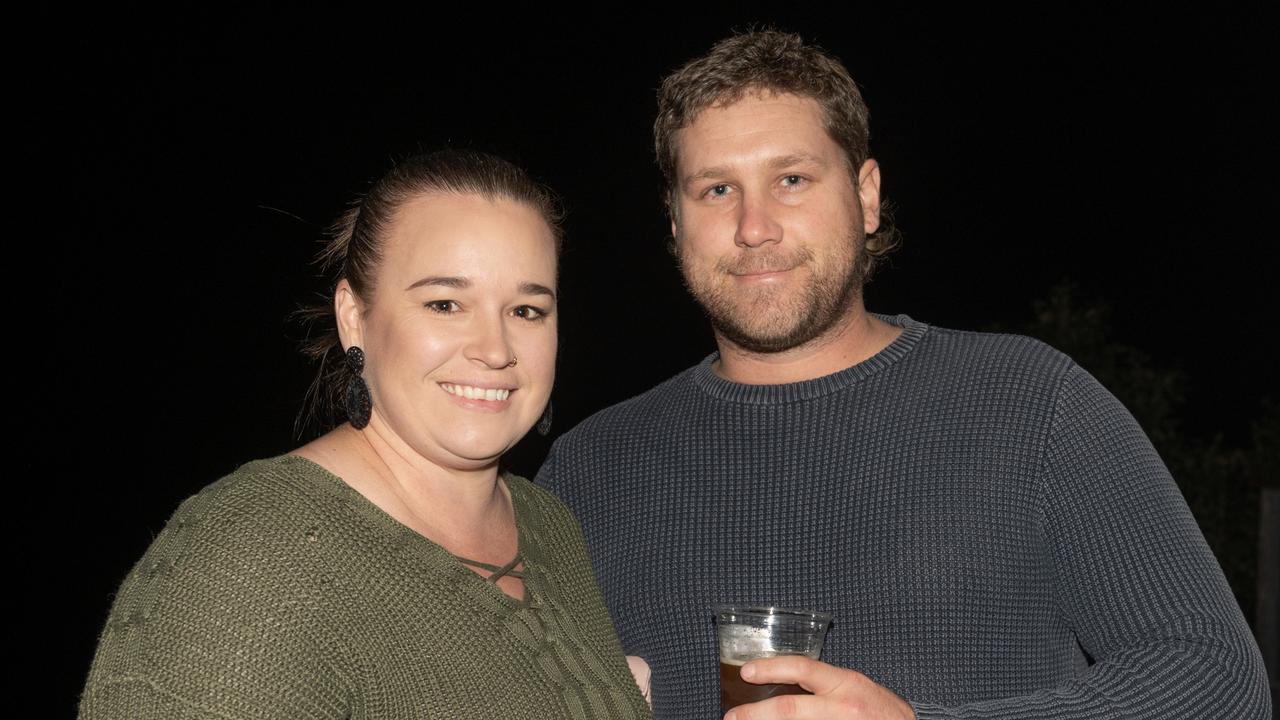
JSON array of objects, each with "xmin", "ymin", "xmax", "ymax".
[
  {"xmin": 559, "ymin": 361, "xmax": 705, "ymax": 443},
  {"xmin": 911, "ymin": 322, "xmax": 1078, "ymax": 385}
]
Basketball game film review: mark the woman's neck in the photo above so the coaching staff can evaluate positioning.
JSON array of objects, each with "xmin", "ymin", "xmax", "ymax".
[{"xmin": 291, "ymin": 421, "xmax": 511, "ymax": 551}]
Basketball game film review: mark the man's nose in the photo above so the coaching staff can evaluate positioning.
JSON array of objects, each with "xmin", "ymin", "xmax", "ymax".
[{"xmin": 734, "ymin": 191, "xmax": 783, "ymax": 248}]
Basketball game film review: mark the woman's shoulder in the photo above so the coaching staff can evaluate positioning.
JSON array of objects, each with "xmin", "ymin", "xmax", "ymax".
[
  {"xmin": 171, "ymin": 454, "xmax": 350, "ymax": 533},
  {"xmin": 81, "ymin": 456, "xmax": 358, "ymax": 717},
  {"xmin": 102, "ymin": 456, "xmax": 369, "ymax": 628},
  {"xmin": 200, "ymin": 452, "xmax": 341, "ymax": 502},
  {"xmin": 111, "ymin": 455, "xmax": 354, "ymax": 607}
]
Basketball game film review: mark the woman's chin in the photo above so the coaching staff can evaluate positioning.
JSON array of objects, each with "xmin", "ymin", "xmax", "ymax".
[{"xmin": 433, "ymin": 436, "xmax": 530, "ymax": 471}]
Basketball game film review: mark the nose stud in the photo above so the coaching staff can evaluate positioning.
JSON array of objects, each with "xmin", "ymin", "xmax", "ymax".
[{"xmin": 506, "ymin": 357, "xmax": 518, "ymax": 368}]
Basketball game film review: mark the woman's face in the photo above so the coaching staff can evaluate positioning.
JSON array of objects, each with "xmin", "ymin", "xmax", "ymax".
[{"xmin": 341, "ymin": 192, "xmax": 558, "ymax": 471}]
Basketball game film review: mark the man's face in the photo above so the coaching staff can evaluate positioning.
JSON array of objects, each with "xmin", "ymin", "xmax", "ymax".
[{"xmin": 671, "ymin": 92, "xmax": 881, "ymax": 354}]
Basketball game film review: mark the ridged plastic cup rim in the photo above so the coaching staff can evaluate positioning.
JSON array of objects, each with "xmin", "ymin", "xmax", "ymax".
[{"xmin": 713, "ymin": 604, "xmax": 833, "ymax": 625}]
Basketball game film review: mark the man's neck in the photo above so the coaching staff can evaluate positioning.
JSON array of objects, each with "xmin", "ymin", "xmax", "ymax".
[{"xmin": 713, "ymin": 303, "xmax": 902, "ymax": 385}]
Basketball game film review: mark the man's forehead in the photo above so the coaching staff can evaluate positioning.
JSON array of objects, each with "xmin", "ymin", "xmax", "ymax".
[{"xmin": 674, "ymin": 93, "xmax": 832, "ymax": 170}]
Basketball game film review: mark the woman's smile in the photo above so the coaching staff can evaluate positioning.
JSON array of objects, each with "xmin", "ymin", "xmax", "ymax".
[{"xmin": 439, "ymin": 381, "xmax": 516, "ymax": 409}]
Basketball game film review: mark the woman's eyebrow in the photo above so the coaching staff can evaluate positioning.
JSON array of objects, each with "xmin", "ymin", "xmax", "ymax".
[
  {"xmin": 406, "ymin": 276, "xmax": 555, "ymax": 302},
  {"xmin": 405, "ymin": 276, "xmax": 469, "ymax": 291}
]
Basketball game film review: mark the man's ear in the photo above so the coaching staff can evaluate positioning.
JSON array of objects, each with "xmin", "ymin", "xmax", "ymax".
[
  {"xmin": 335, "ymin": 279, "xmax": 364, "ymax": 350},
  {"xmin": 668, "ymin": 206, "xmax": 681, "ymax": 258},
  {"xmin": 668, "ymin": 191, "xmax": 680, "ymax": 241},
  {"xmin": 857, "ymin": 159, "xmax": 882, "ymax": 235}
]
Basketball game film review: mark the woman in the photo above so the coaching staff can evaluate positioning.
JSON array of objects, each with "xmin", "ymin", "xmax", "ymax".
[{"xmin": 80, "ymin": 150, "xmax": 652, "ymax": 719}]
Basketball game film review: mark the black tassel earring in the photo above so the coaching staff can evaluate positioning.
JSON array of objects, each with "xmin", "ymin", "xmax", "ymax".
[
  {"xmin": 344, "ymin": 346, "xmax": 372, "ymax": 429},
  {"xmin": 536, "ymin": 400, "xmax": 553, "ymax": 437}
]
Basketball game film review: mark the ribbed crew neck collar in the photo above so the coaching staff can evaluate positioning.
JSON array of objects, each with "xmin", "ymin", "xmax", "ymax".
[{"xmin": 690, "ymin": 314, "xmax": 928, "ymax": 404}]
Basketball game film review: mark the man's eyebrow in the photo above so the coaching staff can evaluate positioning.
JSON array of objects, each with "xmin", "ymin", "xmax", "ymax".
[
  {"xmin": 405, "ymin": 276, "xmax": 470, "ymax": 291},
  {"xmin": 519, "ymin": 282, "xmax": 557, "ymax": 302},
  {"xmin": 681, "ymin": 154, "xmax": 831, "ymax": 191},
  {"xmin": 767, "ymin": 153, "xmax": 829, "ymax": 171},
  {"xmin": 682, "ymin": 166, "xmax": 731, "ymax": 191}
]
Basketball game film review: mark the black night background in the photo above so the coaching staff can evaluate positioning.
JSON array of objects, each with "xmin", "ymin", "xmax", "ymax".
[{"xmin": 18, "ymin": 6, "xmax": 1277, "ymax": 711}]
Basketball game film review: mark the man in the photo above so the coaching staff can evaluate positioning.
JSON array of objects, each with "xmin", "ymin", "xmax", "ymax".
[{"xmin": 537, "ymin": 31, "xmax": 1270, "ymax": 719}]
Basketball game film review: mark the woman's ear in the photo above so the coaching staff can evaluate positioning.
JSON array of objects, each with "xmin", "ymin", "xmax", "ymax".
[{"xmin": 335, "ymin": 279, "xmax": 364, "ymax": 350}]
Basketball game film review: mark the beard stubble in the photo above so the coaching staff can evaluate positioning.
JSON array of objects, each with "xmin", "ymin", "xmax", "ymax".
[{"xmin": 676, "ymin": 227, "xmax": 866, "ymax": 354}]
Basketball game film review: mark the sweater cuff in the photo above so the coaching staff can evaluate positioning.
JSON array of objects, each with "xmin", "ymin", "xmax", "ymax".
[{"xmin": 910, "ymin": 702, "xmax": 949, "ymax": 720}]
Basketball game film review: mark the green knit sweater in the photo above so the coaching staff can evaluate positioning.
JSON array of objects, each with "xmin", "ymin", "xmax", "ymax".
[{"xmin": 80, "ymin": 456, "xmax": 651, "ymax": 719}]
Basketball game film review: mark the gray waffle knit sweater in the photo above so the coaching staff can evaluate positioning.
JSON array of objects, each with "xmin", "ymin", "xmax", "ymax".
[
  {"xmin": 80, "ymin": 456, "xmax": 651, "ymax": 719},
  {"xmin": 538, "ymin": 315, "xmax": 1270, "ymax": 719}
]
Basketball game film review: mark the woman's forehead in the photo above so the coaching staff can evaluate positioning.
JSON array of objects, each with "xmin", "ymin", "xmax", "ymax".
[{"xmin": 380, "ymin": 193, "xmax": 557, "ymax": 283}]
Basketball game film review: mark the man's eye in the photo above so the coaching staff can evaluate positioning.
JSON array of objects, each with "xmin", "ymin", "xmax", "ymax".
[
  {"xmin": 425, "ymin": 300, "xmax": 458, "ymax": 313},
  {"xmin": 706, "ymin": 184, "xmax": 731, "ymax": 198},
  {"xmin": 781, "ymin": 175, "xmax": 806, "ymax": 187}
]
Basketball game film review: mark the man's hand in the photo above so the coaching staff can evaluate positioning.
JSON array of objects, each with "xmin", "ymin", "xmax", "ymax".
[{"xmin": 724, "ymin": 656, "xmax": 915, "ymax": 720}]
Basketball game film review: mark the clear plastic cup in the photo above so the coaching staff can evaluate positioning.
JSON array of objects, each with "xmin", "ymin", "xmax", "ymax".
[{"xmin": 714, "ymin": 605, "xmax": 833, "ymax": 711}]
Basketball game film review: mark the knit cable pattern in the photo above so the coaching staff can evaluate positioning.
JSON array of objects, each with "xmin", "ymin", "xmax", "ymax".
[{"xmin": 81, "ymin": 456, "xmax": 651, "ymax": 719}]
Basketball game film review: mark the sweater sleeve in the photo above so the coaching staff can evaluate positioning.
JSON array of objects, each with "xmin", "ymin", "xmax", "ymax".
[
  {"xmin": 78, "ymin": 487, "xmax": 353, "ymax": 720},
  {"xmin": 911, "ymin": 364, "xmax": 1270, "ymax": 719}
]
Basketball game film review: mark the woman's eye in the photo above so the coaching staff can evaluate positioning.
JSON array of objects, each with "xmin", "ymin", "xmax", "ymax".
[
  {"xmin": 425, "ymin": 300, "xmax": 458, "ymax": 313},
  {"xmin": 513, "ymin": 305, "xmax": 548, "ymax": 321}
]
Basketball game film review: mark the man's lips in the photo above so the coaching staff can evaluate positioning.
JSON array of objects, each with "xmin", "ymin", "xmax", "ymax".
[
  {"xmin": 730, "ymin": 266, "xmax": 796, "ymax": 282},
  {"xmin": 733, "ymin": 267, "xmax": 792, "ymax": 276},
  {"xmin": 720, "ymin": 251, "xmax": 807, "ymax": 279}
]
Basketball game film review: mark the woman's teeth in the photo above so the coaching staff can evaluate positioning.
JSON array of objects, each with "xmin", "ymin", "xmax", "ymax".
[{"xmin": 442, "ymin": 384, "xmax": 510, "ymax": 401}]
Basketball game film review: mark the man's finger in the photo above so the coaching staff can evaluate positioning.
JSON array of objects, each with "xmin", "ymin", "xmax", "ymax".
[
  {"xmin": 725, "ymin": 692, "xmax": 821, "ymax": 720},
  {"xmin": 740, "ymin": 656, "xmax": 855, "ymax": 696}
]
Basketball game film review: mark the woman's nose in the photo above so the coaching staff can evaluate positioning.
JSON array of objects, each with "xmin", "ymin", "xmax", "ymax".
[{"xmin": 465, "ymin": 316, "xmax": 517, "ymax": 369}]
